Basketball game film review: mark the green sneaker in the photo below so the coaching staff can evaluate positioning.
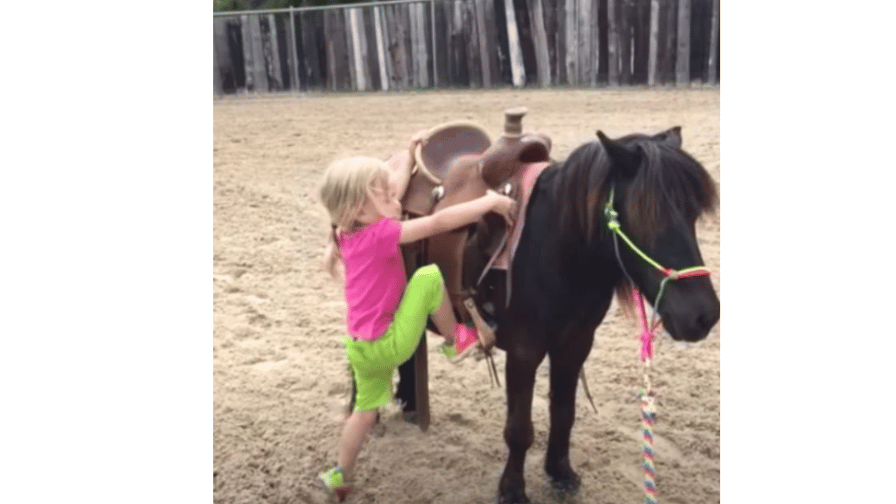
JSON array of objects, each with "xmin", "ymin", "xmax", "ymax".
[
  {"xmin": 439, "ymin": 342, "xmax": 457, "ymax": 359},
  {"xmin": 318, "ymin": 466, "xmax": 351, "ymax": 501}
]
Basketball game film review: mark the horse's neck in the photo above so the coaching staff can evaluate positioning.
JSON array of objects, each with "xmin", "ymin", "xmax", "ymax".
[{"xmin": 531, "ymin": 168, "xmax": 621, "ymax": 288}]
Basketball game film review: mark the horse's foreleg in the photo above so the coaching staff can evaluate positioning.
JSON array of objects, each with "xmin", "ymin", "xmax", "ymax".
[
  {"xmin": 499, "ymin": 348, "xmax": 544, "ymax": 504},
  {"xmin": 545, "ymin": 335, "xmax": 592, "ymax": 493}
]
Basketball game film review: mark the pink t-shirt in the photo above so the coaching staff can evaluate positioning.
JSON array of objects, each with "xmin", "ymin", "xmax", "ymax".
[{"xmin": 337, "ymin": 218, "xmax": 406, "ymax": 341}]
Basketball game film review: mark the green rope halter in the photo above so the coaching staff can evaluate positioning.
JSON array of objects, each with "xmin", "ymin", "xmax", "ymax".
[{"xmin": 603, "ymin": 186, "xmax": 711, "ymax": 318}]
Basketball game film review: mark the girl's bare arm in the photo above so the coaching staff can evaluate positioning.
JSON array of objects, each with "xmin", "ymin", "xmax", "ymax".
[
  {"xmin": 387, "ymin": 131, "xmax": 427, "ymax": 201},
  {"xmin": 399, "ymin": 192, "xmax": 515, "ymax": 245}
]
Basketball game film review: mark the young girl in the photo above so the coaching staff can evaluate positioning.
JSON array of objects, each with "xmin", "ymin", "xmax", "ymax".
[{"xmin": 316, "ymin": 135, "xmax": 515, "ymax": 499}]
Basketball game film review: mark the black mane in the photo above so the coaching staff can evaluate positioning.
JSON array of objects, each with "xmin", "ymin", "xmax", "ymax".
[{"xmin": 552, "ymin": 134, "xmax": 718, "ymax": 246}]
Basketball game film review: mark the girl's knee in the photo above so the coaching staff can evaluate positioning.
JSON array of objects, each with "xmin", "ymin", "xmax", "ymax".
[
  {"xmin": 409, "ymin": 264, "xmax": 445, "ymax": 313},
  {"xmin": 411, "ymin": 264, "xmax": 444, "ymax": 287}
]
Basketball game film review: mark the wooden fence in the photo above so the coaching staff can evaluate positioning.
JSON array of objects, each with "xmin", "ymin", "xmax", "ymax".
[{"xmin": 212, "ymin": 0, "xmax": 719, "ymax": 94}]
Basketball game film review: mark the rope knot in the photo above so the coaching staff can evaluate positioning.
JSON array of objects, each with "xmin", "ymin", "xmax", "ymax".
[
  {"xmin": 639, "ymin": 330, "xmax": 654, "ymax": 361},
  {"xmin": 606, "ymin": 208, "xmax": 620, "ymax": 231}
]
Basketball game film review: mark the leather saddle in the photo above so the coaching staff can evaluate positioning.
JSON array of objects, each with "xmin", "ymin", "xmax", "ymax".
[{"xmin": 397, "ymin": 108, "xmax": 551, "ymax": 349}]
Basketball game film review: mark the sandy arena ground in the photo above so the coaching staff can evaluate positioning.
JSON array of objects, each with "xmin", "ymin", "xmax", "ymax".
[{"xmin": 213, "ymin": 88, "xmax": 720, "ymax": 504}]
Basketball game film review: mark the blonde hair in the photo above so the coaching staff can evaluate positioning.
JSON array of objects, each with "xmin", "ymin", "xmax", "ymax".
[{"xmin": 318, "ymin": 157, "xmax": 391, "ymax": 279}]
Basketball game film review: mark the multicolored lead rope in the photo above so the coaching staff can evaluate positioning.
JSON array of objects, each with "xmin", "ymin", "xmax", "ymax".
[
  {"xmin": 640, "ymin": 388, "xmax": 657, "ymax": 504},
  {"xmin": 634, "ymin": 289, "xmax": 659, "ymax": 504},
  {"xmin": 605, "ymin": 186, "xmax": 714, "ymax": 504}
]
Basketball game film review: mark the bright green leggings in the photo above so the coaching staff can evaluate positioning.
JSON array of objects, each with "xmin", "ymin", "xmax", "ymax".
[{"xmin": 343, "ymin": 264, "xmax": 444, "ymax": 411}]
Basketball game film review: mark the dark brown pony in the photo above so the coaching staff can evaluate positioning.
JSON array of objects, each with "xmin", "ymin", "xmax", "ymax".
[{"xmin": 393, "ymin": 127, "xmax": 719, "ymax": 503}]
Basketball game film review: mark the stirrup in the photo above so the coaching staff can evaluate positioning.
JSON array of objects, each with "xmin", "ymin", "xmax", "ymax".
[{"xmin": 463, "ymin": 298, "xmax": 496, "ymax": 352}]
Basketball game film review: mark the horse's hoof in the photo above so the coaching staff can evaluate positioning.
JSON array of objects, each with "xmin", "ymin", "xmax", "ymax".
[
  {"xmin": 547, "ymin": 469, "xmax": 581, "ymax": 495},
  {"xmin": 549, "ymin": 476, "xmax": 581, "ymax": 495},
  {"xmin": 497, "ymin": 493, "xmax": 530, "ymax": 504}
]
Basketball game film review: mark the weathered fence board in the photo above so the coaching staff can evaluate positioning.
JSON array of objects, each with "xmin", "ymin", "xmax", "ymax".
[
  {"xmin": 675, "ymin": 0, "xmax": 690, "ymax": 85},
  {"xmin": 564, "ymin": 0, "xmax": 577, "ymax": 85},
  {"xmin": 411, "ymin": 2, "xmax": 430, "ymax": 87},
  {"xmin": 286, "ymin": 10, "xmax": 300, "ymax": 91},
  {"xmin": 578, "ymin": 0, "xmax": 594, "ymax": 85},
  {"xmin": 542, "ymin": 0, "xmax": 559, "ymax": 84},
  {"xmin": 213, "ymin": 18, "xmax": 230, "ymax": 95},
  {"xmin": 708, "ymin": 0, "xmax": 718, "ymax": 84},
  {"xmin": 325, "ymin": 9, "xmax": 351, "ymax": 90},
  {"xmin": 607, "ymin": 0, "xmax": 619, "ymax": 85},
  {"xmin": 503, "ymin": 0, "xmax": 526, "ymax": 86},
  {"xmin": 619, "ymin": 0, "xmax": 631, "ymax": 85},
  {"xmin": 213, "ymin": 0, "xmax": 718, "ymax": 94},
  {"xmin": 399, "ymin": 4, "xmax": 415, "ymax": 88},
  {"xmin": 266, "ymin": 14, "xmax": 284, "ymax": 90},
  {"xmin": 432, "ymin": 2, "xmax": 450, "ymax": 86},
  {"xmin": 473, "ymin": 0, "xmax": 492, "ymax": 87},
  {"xmin": 660, "ymin": 0, "xmax": 677, "ymax": 84},
  {"xmin": 647, "ymin": 0, "xmax": 659, "ymax": 85},
  {"xmin": 632, "ymin": 0, "xmax": 649, "ymax": 83}
]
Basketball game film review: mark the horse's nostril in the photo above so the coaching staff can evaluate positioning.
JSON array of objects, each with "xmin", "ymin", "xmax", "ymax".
[
  {"xmin": 696, "ymin": 313, "xmax": 711, "ymax": 332},
  {"xmin": 696, "ymin": 311, "xmax": 718, "ymax": 333}
]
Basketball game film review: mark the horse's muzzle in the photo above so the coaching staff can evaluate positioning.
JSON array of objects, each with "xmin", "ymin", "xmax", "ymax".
[{"xmin": 660, "ymin": 290, "xmax": 720, "ymax": 342}]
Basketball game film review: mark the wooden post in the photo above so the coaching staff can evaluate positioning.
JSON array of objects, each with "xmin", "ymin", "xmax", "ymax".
[
  {"xmin": 363, "ymin": 10, "xmax": 382, "ymax": 91},
  {"xmin": 409, "ymin": 3, "xmax": 420, "ymax": 87},
  {"xmin": 525, "ymin": 0, "xmax": 551, "ymax": 87},
  {"xmin": 213, "ymin": 39, "xmax": 222, "ymax": 97},
  {"xmin": 301, "ymin": 11, "xmax": 321, "ymax": 90},
  {"xmin": 411, "ymin": 2, "xmax": 429, "ymax": 88},
  {"xmin": 345, "ymin": 9, "xmax": 358, "ymax": 90},
  {"xmin": 647, "ymin": 0, "xmax": 659, "ymax": 85},
  {"xmin": 550, "ymin": 0, "xmax": 565, "ymax": 84},
  {"xmin": 374, "ymin": 7, "xmax": 390, "ymax": 90},
  {"xmin": 607, "ymin": 0, "xmax": 619, "ymax": 86},
  {"xmin": 675, "ymin": 0, "xmax": 690, "ymax": 86},
  {"xmin": 632, "ymin": 0, "xmax": 649, "ymax": 84},
  {"xmin": 463, "ymin": 0, "xmax": 482, "ymax": 87},
  {"xmin": 591, "ymin": 0, "xmax": 600, "ymax": 85},
  {"xmin": 324, "ymin": 10, "xmax": 349, "ymax": 91},
  {"xmin": 542, "ymin": 0, "xmax": 557, "ymax": 84},
  {"xmin": 619, "ymin": 0, "xmax": 631, "ymax": 85},
  {"xmin": 565, "ymin": 0, "xmax": 578, "ymax": 85},
  {"xmin": 347, "ymin": 8, "xmax": 367, "ymax": 91},
  {"xmin": 430, "ymin": 1, "xmax": 438, "ymax": 87},
  {"xmin": 707, "ymin": 0, "xmax": 718, "ymax": 84},
  {"xmin": 433, "ymin": 2, "xmax": 450, "ymax": 87},
  {"xmin": 660, "ymin": 0, "xmax": 677, "ymax": 84},
  {"xmin": 390, "ymin": 4, "xmax": 410, "ymax": 89},
  {"xmin": 449, "ymin": 0, "xmax": 466, "ymax": 85},
  {"xmin": 248, "ymin": 14, "xmax": 268, "ymax": 91},
  {"xmin": 288, "ymin": 8, "xmax": 301, "ymax": 91},
  {"xmin": 504, "ymin": 0, "xmax": 526, "ymax": 86},
  {"xmin": 475, "ymin": 0, "xmax": 492, "ymax": 87},
  {"xmin": 483, "ymin": 0, "xmax": 503, "ymax": 85},
  {"xmin": 267, "ymin": 14, "xmax": 283, "ymax": 90},
  {"xmin": 576, "ymin": 0, "xmax": 592, "ymax": 85},
  {"xmin": 239, "ymin": 15, "xmax": 254, "ymax": 91},
  {"xmin": 213, "ymin": 18, "xmax": 229, "ymax": 95}
]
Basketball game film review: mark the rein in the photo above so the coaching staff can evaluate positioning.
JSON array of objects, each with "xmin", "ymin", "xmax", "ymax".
[{"xmin": 603, "ymin": 186, "xmax": 711, "ymax": 504}]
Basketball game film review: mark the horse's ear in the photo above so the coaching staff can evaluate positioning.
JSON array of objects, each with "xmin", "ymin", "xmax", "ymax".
[
  {"xmin": 654, "ymin": 126, "xmax": 682, "ymax": 148},
  {"xmin": 597, "ymin": 130, "xmax": 642, "ymax": 178}
]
